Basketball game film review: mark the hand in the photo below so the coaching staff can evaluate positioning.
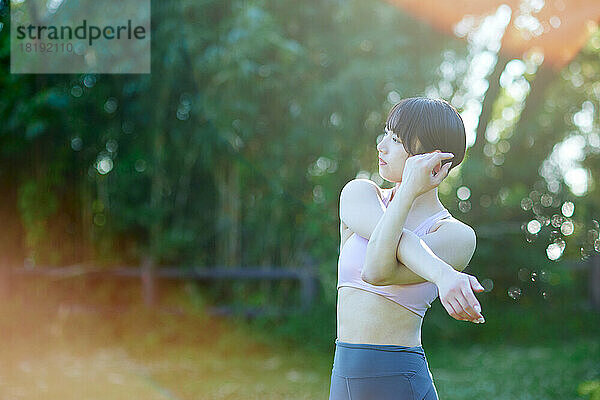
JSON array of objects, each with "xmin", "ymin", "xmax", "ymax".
[
  {"xmin": 400, "ymin": 150, "xmax": 453, "ymax": 198},
  {"xmin": 436, "ymin": 269, "xmax": 486, "ymax": 324}
]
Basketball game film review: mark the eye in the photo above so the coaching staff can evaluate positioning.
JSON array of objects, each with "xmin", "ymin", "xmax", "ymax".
[{"xmin": 383, "ymin": 128, "xmax": 402, "ymax": 144}]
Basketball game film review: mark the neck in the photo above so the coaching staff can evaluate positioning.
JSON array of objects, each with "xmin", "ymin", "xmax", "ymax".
[{"xmin": 393, "ymin": 183, "xmax": 444, "ymax": 216}]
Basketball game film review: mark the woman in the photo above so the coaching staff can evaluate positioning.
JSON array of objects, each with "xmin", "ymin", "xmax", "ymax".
[{"xmin": 329, "ymin": 97, "xmax": 486, "ymax": 400}]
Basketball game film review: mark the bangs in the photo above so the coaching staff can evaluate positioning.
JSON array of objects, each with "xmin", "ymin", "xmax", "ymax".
[{"xmin": 384, "ymin": 98, "xmax": 426, "ymax": 155}]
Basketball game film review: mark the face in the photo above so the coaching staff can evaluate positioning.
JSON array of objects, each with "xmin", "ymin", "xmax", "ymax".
[{"xmin": 377, "ymin": 127, "xmax": 412, "ymax": 183}]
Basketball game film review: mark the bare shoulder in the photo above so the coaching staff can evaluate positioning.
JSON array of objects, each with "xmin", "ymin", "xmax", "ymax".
[
  {"xmin": 339, "ymin": 179, "xmax": 387, "ymax": 240},
  {"xmin": 425, "ymin": 216, "xmax": 477, "ymax": 271},
  {"xmin": 340, "ymin": 178, "xmax": 383, "ymax": 202},
  {"xmin": 429, "ymin": 216, "xmax": 476, "ymax": 251},
  {"xmin": 429, "ymin": 215, "xmax": 475, "ymax": 235}
]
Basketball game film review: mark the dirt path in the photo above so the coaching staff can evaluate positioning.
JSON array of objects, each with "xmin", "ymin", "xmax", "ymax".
[
  {"xmin": 0, "ymin": 344, "xmax": 182, "ymax": 400},
  {"xmin": 0, "ymin": 294, "xmax": 330, "ymax": 400}
]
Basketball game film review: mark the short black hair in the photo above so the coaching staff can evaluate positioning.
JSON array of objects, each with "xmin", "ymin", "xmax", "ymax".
[{"xmin": 384, "ymin": 97, "xmax": 466, "ymax": 172}]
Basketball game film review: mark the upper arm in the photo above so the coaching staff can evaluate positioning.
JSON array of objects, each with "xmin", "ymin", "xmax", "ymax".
[
  {"xmin": 417, "ymin": 220, "xmax": 477, "ymax": 272},
  {"xmin": 339, "ymin": 179, "xmax": 385, "ymax": 240}
]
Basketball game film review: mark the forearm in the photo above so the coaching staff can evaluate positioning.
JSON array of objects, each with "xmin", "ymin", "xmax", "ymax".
[
  {"xmin": 383, "ymin": 261, "xmax": 429, "ymax": 284},
  {"xmin": 396, "ymin": 228, "xmax": 455, "ymax": 285},
  {"xmin": 363, "ymin": 183, "xmax": 416, "ymax": 283},
  {"xmin": 365, "ymin": 225, "xmax": 456, "ymax": 286},
  {"xmin": 376, "ymin": 231, "xmax": 447, "ymax": 285}
]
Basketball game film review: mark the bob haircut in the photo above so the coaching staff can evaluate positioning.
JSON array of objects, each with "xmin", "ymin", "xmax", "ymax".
[{"xmin": 384, "ymin": 97, "xmax": 466, "ymax": 172}]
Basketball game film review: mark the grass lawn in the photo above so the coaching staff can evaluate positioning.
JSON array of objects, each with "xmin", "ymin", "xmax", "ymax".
[
  {"xmin": 0, "ymin": 279, "xmax": 598, "ymax": 399},
  {"xmin": 427, "ymin": 340, "xmax": 599, "ymax": 399}
]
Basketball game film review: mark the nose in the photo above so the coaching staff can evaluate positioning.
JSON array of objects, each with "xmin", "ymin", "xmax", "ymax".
[{"xmin": 377, "ymin": 135, "xmax": 387, "ymax": 153}]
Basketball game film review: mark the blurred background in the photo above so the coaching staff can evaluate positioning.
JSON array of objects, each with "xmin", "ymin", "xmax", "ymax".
[{"xmin": 1, "ymin": 0, "xmax": 600, "ymax": 399}]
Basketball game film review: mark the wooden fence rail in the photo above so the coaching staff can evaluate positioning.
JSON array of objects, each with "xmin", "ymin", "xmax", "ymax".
[
  {"xmin": 5, "ymin": 253, "xmax": 599, "ymax": 313},
  {"xmin": 6, "ymin": 264, "xmax": 318, "ymax": 317}
]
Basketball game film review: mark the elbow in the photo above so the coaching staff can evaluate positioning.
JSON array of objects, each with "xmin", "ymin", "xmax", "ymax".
[
  {"xmin": 362, "ymin": 241, "xmax": 395, "ymax": 285},
  {"xmin": 361, "ymin": 271, "xmax": 383, "ymax": 286},
  {"xmin": 361, "ymin": 265, "xmax": 388, "ymax": 286},
  {"xmin": 362, "ymin": 243, "xmax": 382, "ymax": 285},
  {"xmin": 360, "ymin": 269, "xmax": 376, "ymax": 285}
]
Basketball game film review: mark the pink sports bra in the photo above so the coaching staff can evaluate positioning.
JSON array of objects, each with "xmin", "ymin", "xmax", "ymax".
[{"xmin": 337, "ymin": 187, "xmax": 452, "ymax": 318}]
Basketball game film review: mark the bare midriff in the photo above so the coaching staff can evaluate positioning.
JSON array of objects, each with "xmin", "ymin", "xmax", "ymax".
[
  {"xmin": 336, "ymin": 205, "xmax": 425, "ymax": 347},
  {"xmin": 337, "ymin": 286, "xmax": 423, "ymax": 347}
]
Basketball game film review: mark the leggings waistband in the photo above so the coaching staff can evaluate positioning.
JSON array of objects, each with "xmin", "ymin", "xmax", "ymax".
[
  {"xmin": 335, "ymin": 339, "xmax": 424, "ymax": 354},
  {"xmin": 332, "ymin": 339, "xmax": 428, "ymax": 379}
]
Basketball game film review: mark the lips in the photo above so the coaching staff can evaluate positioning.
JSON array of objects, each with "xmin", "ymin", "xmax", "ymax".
[{"xmin": 378, "ymin": 157, "xmax": 387, "ymax": 165}]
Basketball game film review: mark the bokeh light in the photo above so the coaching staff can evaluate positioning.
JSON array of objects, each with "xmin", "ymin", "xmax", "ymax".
[
  {"xmin": 527, "ymin": 219, "xmax": 541, "ymax": 234},
  {"xmin": 546, "ymin": 239, "xmax": 566, "ymax": 260},
  {"xmin": 561, "ymin": 201, "xmax": 575, "ymax": 217},
  {"xmin": 456, "ymin": 186, "xmax": 471, "ymax": 200},
  {"xmin": 96, "ymin": 156, "xmax": 113, "ymax": 175}
]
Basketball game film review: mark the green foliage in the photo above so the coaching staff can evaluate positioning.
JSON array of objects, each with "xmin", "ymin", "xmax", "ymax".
[{"xmin": 579, "ymin": 380, "xmax": 600, "ymax": 400}]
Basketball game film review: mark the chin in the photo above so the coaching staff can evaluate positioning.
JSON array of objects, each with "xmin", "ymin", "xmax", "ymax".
[{"xmin": 379, "ymin": 174, "xmax": 398, "ymax": 183}]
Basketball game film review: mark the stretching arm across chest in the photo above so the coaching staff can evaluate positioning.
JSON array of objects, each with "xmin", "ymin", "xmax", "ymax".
[{"xmin": 339, "ymin": 179, "xmax": 476, "ymax": 285}]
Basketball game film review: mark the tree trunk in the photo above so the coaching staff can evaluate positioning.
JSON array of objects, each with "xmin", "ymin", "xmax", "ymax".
[
  {"xmin": 216, "ymin": 160, "xmax": 241, "ymax": 267},
  {"xmin": 472, "ymin": 54, "xmax": 510, "ymax": 155}
]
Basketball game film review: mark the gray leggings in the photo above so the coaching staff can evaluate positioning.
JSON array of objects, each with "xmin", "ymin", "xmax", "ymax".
[{"xmin": 328, "ymin": 340, "xmax": 439, "ymax": 400}]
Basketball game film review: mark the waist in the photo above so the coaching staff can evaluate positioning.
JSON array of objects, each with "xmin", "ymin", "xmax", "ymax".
[
  {"xmin": 332, "ymin": 339, "xmax": 426, "ymax": 378},
  {"xmin": 337, "ymin": 287, "xmax": 423, "ymax": 347}
]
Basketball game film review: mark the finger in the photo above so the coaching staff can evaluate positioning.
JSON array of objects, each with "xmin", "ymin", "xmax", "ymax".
[
  {"xmin": 431, "ymin": 152, "xmax": 454, "ymax": 163},
  {"xmin": 460, "ymin": 285, "xmax": 484, "ymax": 319},
  {"xmin": 431, "ymin": 164, "xmax": 451, "ymax": 187},
  {"xmin": 418, "ymin": 151, "xmax": 439, "ymax": 162},
  {"xmin": 442, "ymin": 300, "xmax": 464, "ymax": 321},
  {"xmin": 456, "ymin": 290, "xmax": 482, "ymax": 322},
  {"xmin": 469, "ymin": 275, "xmax": 485, "ymax": 292},
  {"xmin": 423, "ymin": 150, "xmax": 444, "ymax": 161},
  {"xmin": 431, "ymin": 151, "xmax": 442, "ymax": 172},
  {"xmin": 425, "ymin": 149, "xmax": 452, "ymax": 157},
  {"xmin": 448, "ymin": 298, "xmax": 471, "ymax": 321},
  {"xmin": 432, "ymin": 163, "xmax": 451, "ymax": 183},
  {"xmin": 425, "ymin": 153, "xmax": 453, "ymax": 172}
]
